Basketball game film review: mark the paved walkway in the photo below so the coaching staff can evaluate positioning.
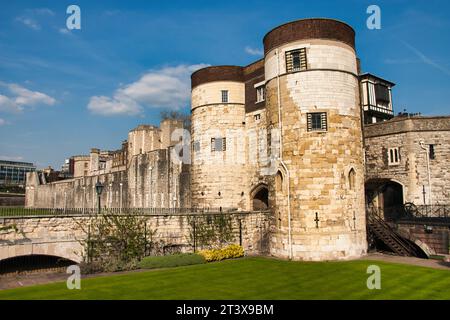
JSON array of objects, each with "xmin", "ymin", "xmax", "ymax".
[
  {"xmin": 362, "ymin": 252, "xmax": 450, "ymax": 270},
  {"xmin": 0, "ymin": 271, "xmax": 68, "ymax": 290}
]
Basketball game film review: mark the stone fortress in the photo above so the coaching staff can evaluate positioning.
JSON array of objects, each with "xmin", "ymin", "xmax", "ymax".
[{"xmin": 25, "ymin": 18, "xmax": 450, "ymax": 261}]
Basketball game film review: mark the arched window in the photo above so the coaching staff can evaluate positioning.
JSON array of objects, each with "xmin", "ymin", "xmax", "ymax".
[
  {"xmin": 348, "ymin": 168, "xmax": 356, "ymax": 190},
  {"xmin": 275, "ymin": 171, "xmax": 284, "ymax": 193}
]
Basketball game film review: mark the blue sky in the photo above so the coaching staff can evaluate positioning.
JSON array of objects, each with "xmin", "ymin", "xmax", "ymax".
[{"xmin": 0, "ymin": 0, "xmax": 449, "ymax": 169}]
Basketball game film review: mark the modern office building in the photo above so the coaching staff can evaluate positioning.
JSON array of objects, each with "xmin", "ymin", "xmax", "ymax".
[{"xmin": 0, "ymin": 160, "xmax": 36, "ymax": 188}]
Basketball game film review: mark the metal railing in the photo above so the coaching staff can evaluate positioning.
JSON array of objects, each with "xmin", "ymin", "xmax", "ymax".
[
  {"xmin": 0, "ymin": 206, "xmax": 265, "ymax": 218},
  {"xmin": 383, "ymin": 204, "xmax": 450, "ymax": 221}
]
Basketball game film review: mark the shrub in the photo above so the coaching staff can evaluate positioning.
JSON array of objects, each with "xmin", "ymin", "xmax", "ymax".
[
  {"xmin": 138, "ymin": 253, "xmax": 206, "ymax": 269},
  {"xmin": 76, "ymin": 213, "xmax": 153, "ymax": 273},
  {"xmin": 198, "ymin": 244, "xmax": 244, "ymax": 262}
]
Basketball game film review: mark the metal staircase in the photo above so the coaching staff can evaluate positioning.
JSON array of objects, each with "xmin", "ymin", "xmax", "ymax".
[{"xmin": 367, "ymin": 211, "xmax": 423, "ymax": 257}]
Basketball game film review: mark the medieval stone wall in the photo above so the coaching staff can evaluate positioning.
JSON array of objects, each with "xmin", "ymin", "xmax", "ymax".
[
  {"xmin": 364, "ymin": 116, "xmax": 450, "ymax": 205},
  {"xmin": 26, "ymin": 146, "xmax": 190, "ymax": 209},
  {"xmin": 127, "ymin": 147, "xmax": 188, "ymax": 208},
  {"xmin": 0, "ymin": 211, "xmax": 270, "ymax": 262}
]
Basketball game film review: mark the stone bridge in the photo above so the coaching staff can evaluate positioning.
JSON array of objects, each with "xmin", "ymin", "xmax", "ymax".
[{"xmin": 0, "ymin": 212, "xmax": 270, "ymax": 265}]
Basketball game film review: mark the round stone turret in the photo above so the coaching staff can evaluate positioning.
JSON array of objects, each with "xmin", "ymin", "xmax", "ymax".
[{"xmin": 263, "ymin": 18, "xmax": 367, "ymax": 260}]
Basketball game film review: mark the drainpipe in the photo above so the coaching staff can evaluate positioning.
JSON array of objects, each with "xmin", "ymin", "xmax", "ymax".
[
  {"xmin": 419, "ymin": 141, "xmax": 432, "ymax": 206},
  {"xmin": 276, "ymin": 48, "xmax": 293, "ymax": 260}
]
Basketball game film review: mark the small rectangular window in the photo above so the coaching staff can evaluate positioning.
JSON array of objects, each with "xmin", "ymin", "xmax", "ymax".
[
  {"xmin": 256, "ymin": 86, "xmax": 265, "ymax": 103},
  {"xmin": 211, "ymin": 137, "xmax": 226, "ymax": 152},
  {"xmin": 221, "ymin": 90, "xmax": 228, "ymax": 103},
  {"xmin": 388, "ymin": 147, "xmax": 400, "ymax": 165},
  {"xmin": 286, "ymin": 48, "xmax": 307, "ymax": 73},
  {"xmin": 429, "ymin": 144, "xmax": 435, "ymax": 160},
  {"xmin": 254, "ymin": 114, "xmax": 261, "ymax": 121},
  {"xmin": 307, "ymin": 112, "xmax": 327, "ymax": 132}
]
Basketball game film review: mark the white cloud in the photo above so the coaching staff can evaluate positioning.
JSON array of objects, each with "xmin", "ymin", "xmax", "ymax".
[
  {"xmin": 0, "ymin": 95, "xmax": 18, "ymax": 113},
  {"xmin": 0, "ymin": 83, "xmax": 56, "ymax": 113},
  {"xmin": 245, "ymin": 46, "xmax": 264, "ymax": 56},
  {"xmin": 16, "ymin": 17, "xmax": 41, "ymax": 30},
  {"xmin": 8, "ymin": 84, "xmax": 56, "ymax": 106},
  {"xmin": 0, "ymin": 118, "xmax": 5, "ymax": 126},
  {"xmin": 88, "ymin": 95, "xmax": 142, "ymax": 116},
  {"xmin": 15, "ymin": 8, "xmax": 54, "ymax": 31},
  {"xmin": 87, "ymin": 64, "xmax": 209, "ymax": 116}
]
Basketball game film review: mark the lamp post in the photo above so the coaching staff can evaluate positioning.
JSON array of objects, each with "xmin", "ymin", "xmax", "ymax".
[
  {"xmin": 108, "ymin": 182, "xmax": 113, "ymax": 208},
  {"xmin": 149, "ymin": 166, "xmax": 153, "ymax": 208},
  {"xmin": 119, "ymin": 182, "xmax": 123, "ymax": 213},
  {"xmin": 95, "ymin": 181, "xmax": 104, "ymax": 215},
  {"xmin": 82, "ymin": 186, "xmax": 86, "ymax": 214}
]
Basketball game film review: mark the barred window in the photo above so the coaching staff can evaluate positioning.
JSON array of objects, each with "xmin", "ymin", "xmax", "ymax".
[
  {"xmin": 221, "ymin": 90, "xmax": 228, "ymax": 103},
  {"xmin": 307, "ymin": 112, "xmax": 327, "ymax": 132},
  {"xmin": 211, "ymin": 137, "xmax": 226, "ymax": 152},
  {"xmin": 286, "ymin": 48, "xmax": 307, "ymax": 73},
  {"xmin": 192, "ymin": 141, "xmax": 200, "ymax": 152}
]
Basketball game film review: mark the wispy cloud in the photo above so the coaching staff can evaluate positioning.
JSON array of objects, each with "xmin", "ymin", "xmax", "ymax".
[
  {"xmin": 245, "ymin": 46, "xmax": 264, "ymax": 56},
  {"xmin": 33, "ymin": 8, "xmax": 55, "ymax": 16},
  {"xmin": 0, "ymin": 118, "xmax": 5, "ymax": 126},
  {"xmin": 0, "ymin": 82, "xmax": 56, "ymax": 113},
  {"xmin": 384, "ymin": 58, "xmax": 420, "ymax": 65},
  {"xmin": 87, "ymin": 64, "xmax": 209, "ymax": 116},
  {"xmin": 402, "ymin": 41, "xmax": 450, "ymax": 76},
  {"xmin": 15, "ymin": 8, "xmax": 55, "ymax": 31},
  {"xmin": 58, "ymin": 28, "xmax": 71, "ymax": 35},
  {"xmin": 16, "ymin": 17, "xmax": 41, "ymax": 30}
]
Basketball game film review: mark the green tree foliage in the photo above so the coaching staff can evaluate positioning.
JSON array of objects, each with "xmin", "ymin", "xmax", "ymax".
[{"xmin": 76, "ymin": 213, "xmax": 155, "ymax": 273}]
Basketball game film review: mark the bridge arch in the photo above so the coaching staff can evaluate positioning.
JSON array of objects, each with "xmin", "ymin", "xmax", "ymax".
[
  {"xmin": 0, "ymin": 254, "xmax": 78, "ymax": 274},
  {"xmin": 0, "ymin": 240, "xmax": 83, "ymax": 265}
]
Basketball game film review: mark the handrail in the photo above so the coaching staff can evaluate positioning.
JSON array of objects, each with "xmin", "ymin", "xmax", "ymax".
[
  {"xmin": 367, "ymin": 211, "xmax": 419, "ymax": 256},
  {"xmin": 0, "ymin": 207, "xmax": 272, "ymax": 218}
]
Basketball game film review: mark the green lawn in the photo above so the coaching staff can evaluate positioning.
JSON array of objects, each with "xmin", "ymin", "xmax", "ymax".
[{"xmin": 1, "ymin": 257, "xmax": 449, "ymax": 300}]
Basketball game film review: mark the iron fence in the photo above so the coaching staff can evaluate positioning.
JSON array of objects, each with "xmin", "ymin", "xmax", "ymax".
[
  {"xmin": 0, "ymin": 206, "xmax": 247, "ymax": 218},
  {"xmin": 384, "ymin": 204, "xmax": 450, "ymax": 221}
]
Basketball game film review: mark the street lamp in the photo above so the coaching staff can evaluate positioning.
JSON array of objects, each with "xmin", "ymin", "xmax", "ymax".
[{"xmin": 95, "ymin": 181, "xmax": 104, "ymax": 214}]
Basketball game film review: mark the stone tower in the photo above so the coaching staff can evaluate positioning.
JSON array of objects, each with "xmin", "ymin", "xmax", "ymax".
[
  {"xmin": 263, "ymin": 18, "xmax": 367, "ymax": 260},
  {"xmin": 190, "ymin": 66, "xmax": 248, "ymax": 209}
]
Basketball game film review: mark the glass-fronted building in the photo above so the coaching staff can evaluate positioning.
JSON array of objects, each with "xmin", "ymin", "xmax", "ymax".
[{"xmin": 0, "ymin": 160, "xmax": 36, "ymax": 187}]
